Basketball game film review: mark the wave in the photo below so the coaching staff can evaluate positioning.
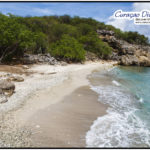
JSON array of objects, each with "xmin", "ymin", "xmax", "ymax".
[
  {"xmin": 107, "ymin": 66, "xmax": 117, "ymax": 72},
  {"xmin": 86, "ymin": 83, "xmax": 150, "ymax": 147},
  {"xmin": 112, "ymin": 80, "xmax": 121, "ymax": 86},
  {"xmin": 86, "ymin": 109, "xmax": 150, "ymax": 147},
  {"xmin": 139, "ymin": 97, "xmax": 144, "ymax": 103},
  {"xmin": 90, "ymin": 85, "xmax": 136, "ymax": 112}
]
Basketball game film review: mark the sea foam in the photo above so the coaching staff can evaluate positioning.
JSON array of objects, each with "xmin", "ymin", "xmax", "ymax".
[
  {"xmin": 112, "ymin": 80, "xmax": 121, "ymax": 86},
  {"xmin": 86, "ymin": 83, "xmax": 150, "ymax": 147}
]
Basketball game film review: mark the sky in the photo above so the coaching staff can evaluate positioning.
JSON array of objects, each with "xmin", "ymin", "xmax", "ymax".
[{"xmin": 0, "ymin": 2, "xmax": 150, "ymax": 39}]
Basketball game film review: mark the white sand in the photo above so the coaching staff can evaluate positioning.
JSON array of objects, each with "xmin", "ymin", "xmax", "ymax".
[
  {"xmin": 16, "ymin": 61, "xmax": 116, "ymax": 125},
  {"xmin": 0, "ymin": 61, "xmax": 117, "ymax": 115},
  {"xmin": 0, "ymin": 60, "xmax": 117, "ymax": 147}
]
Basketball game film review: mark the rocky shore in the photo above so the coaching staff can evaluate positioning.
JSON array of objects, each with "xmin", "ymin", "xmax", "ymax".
[
  {"xmin": 97, "ymin": 29, "xmax": 150, "ymax": 66},
  {"xmin": 0, "ymin": 53, "xmax": 69, "ymax": 107}
]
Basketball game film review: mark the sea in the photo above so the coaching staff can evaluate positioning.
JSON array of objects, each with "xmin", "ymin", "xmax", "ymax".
[{"xmin": 86, "ymin": 66, "xmax": 150, "ymax": 147}]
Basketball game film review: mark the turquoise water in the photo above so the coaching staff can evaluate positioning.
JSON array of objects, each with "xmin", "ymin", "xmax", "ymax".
[
  {"xmin": 86, "ymin": 66, "xmax": 150, "ymax": 147},
  {"xmin": 112, "ymin": 66, "xmax": 150, "ymax": 124}
]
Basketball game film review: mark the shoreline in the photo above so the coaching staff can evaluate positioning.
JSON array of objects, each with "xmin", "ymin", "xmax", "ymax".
[
  {"xmin": 0, "ymin": 61, "xmax": 117, "ymax": 147},
  {"xmin": 25, "ymin": 86, "xmax": 108, "ymax": 147}
]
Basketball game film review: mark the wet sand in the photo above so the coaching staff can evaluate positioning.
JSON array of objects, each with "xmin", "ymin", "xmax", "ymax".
[{"xmin": 25, "ymin": 86, "xmax": 107, "ymax": 147}]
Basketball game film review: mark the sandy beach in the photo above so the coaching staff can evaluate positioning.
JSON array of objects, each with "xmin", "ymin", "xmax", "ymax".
[{"xmin": 0, "ymin": 61, "xmax": 117, "ymax": 147}]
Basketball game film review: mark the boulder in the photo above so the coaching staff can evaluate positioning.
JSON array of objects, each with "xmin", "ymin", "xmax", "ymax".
[
  {"xmin": 10, "ymin": 76, "xmax": 24, "ymax": 82},
  {"xmin": 22, "ymin": 65, "xmax": 29, "ymax": 69},
  {"xmin": 0, "ymin": 80, "xmax": 15, "ymax": 94}
]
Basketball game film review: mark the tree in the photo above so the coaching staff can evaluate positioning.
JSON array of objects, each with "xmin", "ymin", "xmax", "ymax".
[
  {"xmin": 79, "ymin": 32, "xmax": 112, "ymax": 58},
  {"xmin": 59, "ymin": 15, "xmax": 71, "ymax": 24},
  {"xmin": 77, "ymin": 23, "xmax": 94, "ymax": 35},
  {"xmin": 49, "ymin": 34, "xmax": 85, "ymax": 62},
  {"xmin": 0, "ymin": 14, "xmax": 36, "ymax": 62},
  {"xmin": 32, "ymin": 32, "xmax": 48, "ymax": 54}
]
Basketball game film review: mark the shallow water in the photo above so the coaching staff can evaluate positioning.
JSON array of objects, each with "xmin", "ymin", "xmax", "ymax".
[{"xmin": 86, "ymin": 66, "xmax": 150, "ymax": 147}]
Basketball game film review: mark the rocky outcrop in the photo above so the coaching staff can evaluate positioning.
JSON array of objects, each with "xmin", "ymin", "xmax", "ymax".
[
  {"xmin": 0, "ymin": 80, "xmax": 15, "ymax": 98},
  {"xmin": 97, "ymin": 29, "xmax": 115, "ymax": 36},
  {"xmin": 97, "ymin": 29, "xmax": 150, "ymax": 66},
  {"xmin": 0, "ymin": 80, "xmax": 15, "ymax": 91},
  {"xmin": 1, "ymin": 73, "xmax": 24, "ymax": 82},
  {"xmin": 120, "ymin": 55, "xmax": 139, "ymax": 66},
  {"xmin": 9, "ymin": 76, "xmax": 24, "ymax": 82},
  {"xmin": 138, "ymin": 56, "xmax": 150, "ymax": 66},
  {"xmin": 22, "ymin": 53, "xmax": 58, "ymax": 65},
  {"xmin": 22, "ymin": 65, "xmax": 29, "ymax": 69},
  {"xmin": 0, "ymin": 73, "xmax": 25, "ymax": 104},
  {"xmin": 119, "ymin": 46, "xmax": 150, "ymax": 66}
]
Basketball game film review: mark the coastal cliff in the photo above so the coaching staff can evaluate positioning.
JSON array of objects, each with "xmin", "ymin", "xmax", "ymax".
[{"xmin": 97, "ymin": 29, "xmax": 150, "ymax": 66}]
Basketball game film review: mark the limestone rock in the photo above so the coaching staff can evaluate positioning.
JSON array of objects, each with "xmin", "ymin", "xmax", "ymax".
[
  {"xmin": 22, "ymin": 54, "xmax": 58, "ymax": 65},
  {"xmin": 120, "ymin": 55, "xmax": 139, "ymax": 66},
  {"xmin": 139, "ymin": 56, "xmax": 150, "ymax": 66},
  {"xmin": 98, "ymin": 29, "xmax": 150, "ymax": 67},
  {"xmin": 0, "ymin": 80, "xmax": 15, "ymax": 93},
  {"xmin": 97, "ymin": 29, "xmax": 115, "ymax": 36},
  {"xmin": 10, "ymin": 76, "xmax": 24, "ymax": 82},
  {"xmin": 22, "ymin": 65, "xmax": 29, "ymax": 69}
]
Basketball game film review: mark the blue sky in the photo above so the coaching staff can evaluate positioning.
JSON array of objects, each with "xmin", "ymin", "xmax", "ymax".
[
  {"xmin": 0, "ymin": 2, "xmax": 133, "ymax": 22},
  {"xmin": 0, "ymin": 2, "xmax": 150, "ymax": 38}
]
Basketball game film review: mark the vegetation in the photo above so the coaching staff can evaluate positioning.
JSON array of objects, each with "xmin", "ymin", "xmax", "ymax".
[
  {"xmin": 0, "ymin": 13, "xmax": 149, "ymax": 63},
  {"xmin": 79, "ymin": 32, "xmax": 112, "ymax": 59},
  {"xmin": 50, "ymin": 34, "xmax": 85, "ymax": 62},
  {"xmin": 98, "ymin": 24, "xmax": 149, "ymax": 45}
]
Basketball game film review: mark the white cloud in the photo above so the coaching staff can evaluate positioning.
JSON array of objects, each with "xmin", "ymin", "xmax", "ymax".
[
  {"xmin": 33, "ymin": 8, "xmax": 53, "ymax": 15},
  {"xmin": 106, "ymin": 15, "xmax": 129, "ymax": 31},
  {"xmin": 106, "ymin": 2, "xmax": 150, "ymax": 39},
  {"xmin": 133, "ymin": 3, "xmax": 150, "ymax": 11}
]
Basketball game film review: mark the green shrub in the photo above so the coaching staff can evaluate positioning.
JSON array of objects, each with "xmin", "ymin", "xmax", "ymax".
[
  {"xmin": 79, "ymin": 32, "xmax": 112, "ymax": 58},
  {"xmin": 0, "ymin": 14, "xmax": 36, "ymax": 62},
  {"xmin": 49, "ymin": 35, "xmax": 85, "ymax": 62},
  {"xmin": 77, "ymin": 23, "xmax": 94, "ymax": 35}
]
